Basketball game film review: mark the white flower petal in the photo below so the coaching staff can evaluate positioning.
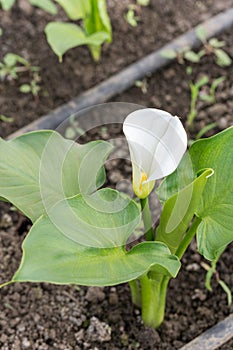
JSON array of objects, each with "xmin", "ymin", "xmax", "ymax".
[{"xmin": 123, "ymin": 108, "xmax": 187, "ymax": 197}]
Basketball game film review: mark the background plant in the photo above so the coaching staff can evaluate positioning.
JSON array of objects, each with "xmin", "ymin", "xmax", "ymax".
[{"xmin": 1, "ymin": 0, "xmax": 112, "ymax": 62}]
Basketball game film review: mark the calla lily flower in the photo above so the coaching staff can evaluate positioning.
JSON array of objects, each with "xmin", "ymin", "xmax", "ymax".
[{"xmin": 123, "ymin": 108, "xmax": 187, "ymax": 199}]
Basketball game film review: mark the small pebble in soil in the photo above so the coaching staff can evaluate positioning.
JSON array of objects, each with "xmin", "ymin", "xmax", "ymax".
[
  {"xmin": 0, "ymin": 213, "xmax": 13, "ymax": 228},
  {"xmin": 86, "ymin": 316, "xmax": 111, "ymax": 342},
  {"xmin": 109, "ymin": 292, "xmax": 119, "ymax": 305},
  {"xmin": 218, "ymin": 116, "xmax": 229, "ymax": 130},
  {"xmin": 85, "ymin": 287, "xmax": 106, "ymax": 303},
  {"xmin": 191, "ymin": 288, "xmax": 207, "ymax": 301},
  {"xmin": 186, "ymin": 263, "xmax": 200, "ymax": 271},
  {"xmin": 22, "ymin": 337, "xmax": 31, "ymax": 349}
]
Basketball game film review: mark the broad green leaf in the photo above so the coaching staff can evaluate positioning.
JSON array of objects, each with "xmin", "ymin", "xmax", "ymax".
[
  {"xmin": 9, "ymin": 190, "xmax": 180, "ymax": 286},
  {"xmin": 56, "ymin": 0, "xmax": 90, "ymax": 20},
  {"xmin": 156, "ymin": 169, "xmax": 213, "ymax": 254},
  {"xmin": 157, "ymin": 152, "xmax": 195, "ymax": 203},
  {"xmin": 32, "ymin": 188, "xmax": 140, "ymax": 248},
  {"xmin": 190, "ymin": 127, "xmax": 233, "ymax": 260},
  {"xmin": 0, "ymin": 0, "xmax": 15, "ymax": 10},
  {"xmin": 29, "ymin": 0, "xmax": 57, "ymax": 15},
  {"xmin": 0, "ymin": 130, "xmax": 112, "ymax": 222},
  {"xmin": 45, "ymin": 22, "xmax": 110, "ymax": 61},
  {"xmin": 157, "ymin": 127, "xmax": 233, "ymax": 260}
]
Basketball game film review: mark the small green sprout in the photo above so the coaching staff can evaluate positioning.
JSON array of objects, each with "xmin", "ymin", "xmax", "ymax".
[
  {"xmin": 188, "ymin": 75, "xmax": 209, "ymax": 128},
  {"xmin": 64, "ymin": 115, "xmax": 85, "ymax": 139},
  {"xmin": 135, "ymin": 78, "xmax": 148, "ymax": 94},
  {"xmin": 125, "ymin": 5, "xmax": 140, "ymax": 27},
  {"xmin": 196, "ymin": 26, "xmax": 232, "ymax": 67},
  {"xmin": 187, "ymin": 75, "xmax": 225, "ymax": 128},
  {"xmin": 137, "ymin": 0, "xmax": 150, "ymax": 6},
  {"xmin": 0, "ymin": 115, "xmax": 14, "ymax": 123},
  {"xmin": 161, "ymin": 27, "xmax": 232, "ymax": 67},
  {"xmin": 201, "ymin": 259, "xmax": 232, "ymax": 306},
  {"xmin": 19, "ymin": 72, "xmax": 41, "ymax": 99},
  {"xmin": 0, "ymin": 53, "xmax": 39, "ymax": 81}
]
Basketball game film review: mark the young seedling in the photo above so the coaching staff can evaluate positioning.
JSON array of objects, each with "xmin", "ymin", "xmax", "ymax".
[
  {"xmin": 187, "ymin": 75, "xmax": 209, "ymax": 128},
  {"xmin": 0, "ymin": 115, "xmax": 14, "ymax": 123},
  {"xmin": 45, "ymin": 0, "xmax": 112, "ymax": 62},
  {"xmin": 0, "ymin": 0, "xmax": 57, "ymax": 14},
  {"xmin": 137, "ymin": 0, "xmax": 150, "ymax": 6},
  {"xmin": 199, "ymin": 76, "xmax": 225, "ymax": 104},
  {"xmin": 187, "ymin": 75, "xmax": 225, "ymax": 129},
  {"xmin": 135, "ymin": 78, "xmax": 148, "ymax": 94},
  {"xmin": 201, "ymin": 259, "xmax": 232, "ymax": 306},
  {"xmin": 196, "ymin": 26, "xmax": 232, "ymax": 67},
  {"xmin": 125, "ymin": 5, "xmax": 140, "ymax": 27},
  {"xmin": 19, "ymin": 72, "xmax": 41, "ymax": 102},
  {"xmin": 0, "ymin": 53, "xmax": 39, "ymax": 81},
  {"xmin": 0, "ymin": 108, "xmax": 233, "ymax": 330},
  {"xmin": 161, "ymin": 27, "xmax": 232, "ymax": 67},
  {"xmin": 65, "ymin": 115, "xmax": 86, "ymax": 139}
]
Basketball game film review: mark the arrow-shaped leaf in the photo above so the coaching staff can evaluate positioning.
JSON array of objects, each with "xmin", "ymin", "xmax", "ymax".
[
  {"xmin": 4, "ymin": 189, "xmax": 180, "ymax": 287},
  {"xmin": 0, "ymin": 130, "xmax": 112, "ymax": 222}
]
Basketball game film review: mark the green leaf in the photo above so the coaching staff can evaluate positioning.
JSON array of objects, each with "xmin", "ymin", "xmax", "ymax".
[
  {"xmin": 195, "ymin": 122, "xmax": 217, "ymax": 140},
  {"xmin": 184, "ymin": 50, "xmax": 200, "ymax": 63},
  {"xmin": 219, "ymin": 280, "xmax": 232, "ymax": 306},
  {"xmin": 137, "ymin": 0, "xmax": 150, "ymax": 6},
  {"xmin": 160, "ymin": 49, "xmax": 177, "ymax": 59},
  {"xmin": 157, "ymin": 153, "xmax": 195, "ymax": 203},
  {"xmin": 190, "ymin": 127, "xmax": 233, "ymax": 260},
  {"xmin": 3, "ymin": 53, "xmax": 29, "ymax": 67},
  {"xmin": 56, "ymin": 0, "xmax": 89, "ymax": 20},
  {"xmin": 156, "ymin": 169, "xmax": 213, "ymax": 253},
  {"xmin": 214, "ymin": 49, "xmax": 232, "ymax": 67},
  {"xmin": 9, "ymin": 190, "xmax": 180, "ymax": 286},
  {"xmin": 196, "ymin": 25, "xmax": 207, "ymax": 43},
  {"xmin": 0, "ymin": 0, "xmax": 15, "ymax": 10},
  {"xmin": 84, "ymin": 0, "xmax": 112, "ymax": 61},
  {"xmin": 29, "ymin": 0, "xmax": 57, "ymax": 15},
  {"xmin": 19, "ymin": 84, "xmax": 31, "ymax": 93},
  {"xmin": 209, "ymin": 38, "xmax": 225, "ymax": 48},
  {"xmin": 84, "ymin": 0, "xmax": 111, "ymax": 39},
  {"xmin": 157, "ymin": 127, "xmax": 233, "ymax": 261},
  {"xmin": 0, "ymin": 130, "xmax": 112, "ymax": 222},
  {"xmin": 45, "ymin": 22, "xmax": 110, "ymax": 61}
]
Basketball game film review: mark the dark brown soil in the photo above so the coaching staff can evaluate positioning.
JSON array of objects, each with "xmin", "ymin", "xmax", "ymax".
[
  {"xmin": 0, "ymin": 0, "xmax": 233, "ymax": 349},
  {"xmin": 1, "ymin": 0, "xmax": 233, "ymax": 137}
]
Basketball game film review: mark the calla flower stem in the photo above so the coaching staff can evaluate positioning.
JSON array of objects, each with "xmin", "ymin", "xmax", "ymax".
[
  {"xmin": 175, "ymin": 216, "xmax": 202, "ymax": 259},
  {"xmin": 129, "ymin": 279, "xmax": 141, "ymax": 307},
  {"xmin": 140, "ymin": 274, "xmax": 169, "ymax": 329},
  {"xmin": 140, "ymin": 197, "xmax": 154, "ymax": 241}
]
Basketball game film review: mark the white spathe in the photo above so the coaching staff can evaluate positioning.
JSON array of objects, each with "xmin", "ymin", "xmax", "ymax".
[{"xmin": 123, "ymin": 108, "xmax": 187, "ymax": 198}]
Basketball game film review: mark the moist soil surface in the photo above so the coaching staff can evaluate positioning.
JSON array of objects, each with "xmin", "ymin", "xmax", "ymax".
[{"xmin": 1, "ymin": 1, "xmax": 233, "ymax": 349}]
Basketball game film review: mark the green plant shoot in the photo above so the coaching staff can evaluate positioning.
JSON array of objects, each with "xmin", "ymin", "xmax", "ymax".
[{"xmin": 45, "ymin": 0, "xmax": 112, "ymax": 62}]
